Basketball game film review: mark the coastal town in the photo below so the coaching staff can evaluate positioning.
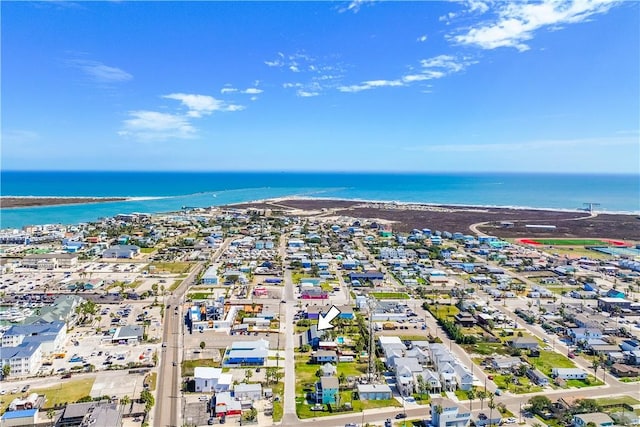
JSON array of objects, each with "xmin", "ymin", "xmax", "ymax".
[{"xmin": 0, "ymin": 200, "xmax": 639, "ymax": 427}]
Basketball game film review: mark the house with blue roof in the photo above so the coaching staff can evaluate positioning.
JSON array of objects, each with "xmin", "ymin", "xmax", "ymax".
[
  {"xmin": 0, "ymin": 341, "xmax": 42, "ymax": 376},
  {"xmin": 1, "ymin": 408, "xmax": 38, "ymax": 426},
  {"xmin": 2, "ymin": 321, "xmax": 66, "ymax": 349},
  {"xmin": 223, "ymin": 339, "xmax": 269, "ymax": 366}
]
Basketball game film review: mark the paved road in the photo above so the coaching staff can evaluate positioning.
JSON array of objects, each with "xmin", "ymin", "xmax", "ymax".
[
  {"xmin": 155, "ymin": 239, "xmax": 229, "ymax": 427},
  {"xmin": 155, "ymin": 262, "xmax": 203, "ymax": 427}
]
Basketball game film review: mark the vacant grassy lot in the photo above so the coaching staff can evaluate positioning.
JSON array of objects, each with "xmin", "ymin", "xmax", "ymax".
[
  {"xmin": 145, "ymin": 372, "xmax": 157, "ymax": 391},
  {"xmin": 462, "ymin": 342, "xmax": 511, "ymax": 356},
  {"xmin": 595, "ymin": 396, "xmax": 640, "ymax": 406},
  {"xmin": 32, "ymin": 377, "xmax": 96, "ymax": 408},
  {"xmin": 527, "ymin": 350, "xmax": 575, "ymax": 376},
  {"xmin": 565, "ymin": 376, "xmax": 604, "ymax": 388},
  {"xmin": 371, "ymin": 292, "xmax": 410, "ymax": 299},
  {"xmin": 149, "ymin": 262, "xmax": 193, "ymax": 274},
  {"xmin": 493, "ymin": 374, "xmax": 543, "ymax": 394},
  {"xmin": 140, "ymin": 247, "xmax": 156, "ymax": 254},
  {"xmin": 182, "ymin": 358, "xmax": 220, "ymax": 377}
]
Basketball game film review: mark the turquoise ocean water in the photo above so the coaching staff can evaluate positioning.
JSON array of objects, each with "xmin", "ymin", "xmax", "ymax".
[{"xmin": 1, "ymin": 171, "xmax": 638, "ymax": 229}]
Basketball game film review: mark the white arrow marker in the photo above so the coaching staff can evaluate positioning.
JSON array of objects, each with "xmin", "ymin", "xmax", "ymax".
[{"xmin": 317, "ymin": 305, "xmax": 341, "ymax": 331}]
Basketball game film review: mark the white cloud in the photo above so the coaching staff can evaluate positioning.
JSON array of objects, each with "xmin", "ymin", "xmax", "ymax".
[
  {"xmin": 417, "ymin": 35, "xmax": 428, "ymax": 42},
  {"xmin": 242, "ymin": 88, "xmax": 263, "ymax": 95},
  {"xmin": 163, "ymin": 93, "xmax": 243, "ymax": 117},
  {"xmin": 119, "ymin": 93, "xmax": 244, "ymax": 141},
  {"xmin": 297, "ymin": 90, "xmax": 320, "ymax": 97},
  {"xmin": 338, "ymin": 0, "xmax": 376, "ymax": 13},
  {"xmin": 452, "ymin": 0, "xmax": 620, "ymax": 51},
  {"xmin": 70, "ymin": 59, "xmax": 132, "ymax": 83},
  {"xmin": 283, "ymin": 82, "xmax": 303, "ymax": 89},
  {"xmin": 338, "ymin": 79, "xmax": 404, "ymax": 93},
  {"xmin": 119, "ymin": 111, "xmax": 195, "ymax": 141},
  {"xmin": 289, "ymin": 65, "xmax": 300, "ymax": 72},
  {"xmin": 265, "ymin": 59, "xmax": 284, "ymax": 67},
  {"xmin": 339, "ymin": 54, "xmax": 473, "ymax": 93},
  {"xmin": 250, "ymin": 96, "xmax": 258, "ymax": 101},
  {"xmin": 221, "ymin": 87, "xmax": 237, "ymax": 94}
]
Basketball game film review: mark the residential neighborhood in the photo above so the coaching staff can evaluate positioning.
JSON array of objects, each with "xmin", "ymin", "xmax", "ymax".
[{"xmin": 0, "ymin": 203, "xmax": 639, "ymax": 427}]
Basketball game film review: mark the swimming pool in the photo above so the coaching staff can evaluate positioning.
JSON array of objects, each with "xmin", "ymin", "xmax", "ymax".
[{"xmin": 336, "ymin": 336, "xmax": 345, "ymax": 344}]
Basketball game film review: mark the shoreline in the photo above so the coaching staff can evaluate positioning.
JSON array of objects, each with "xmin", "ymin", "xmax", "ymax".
[
  {"xmin": 228, "ymin": 197, "xmax": 640, "ymax": 240},
  {"xmin": 0, "ymin": 196, "xmax": 130, "ymax": 209},
  {"xmin": 231, "ymin": 195, "xmax": 640, "ymax": 216}
]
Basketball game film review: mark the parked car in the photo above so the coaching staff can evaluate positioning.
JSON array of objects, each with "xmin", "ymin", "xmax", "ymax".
[
  {"xmin": 199, "ymin": 395, "xmax": 209, "ymax": 402},
  {"xmin": 395, "ymin": 413, "xmax": 407, "ymax": 419}
]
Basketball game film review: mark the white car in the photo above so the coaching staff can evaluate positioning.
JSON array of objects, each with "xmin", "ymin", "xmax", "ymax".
[
  {"xmin": 505, "ymin": 418, "xmax": 517, "ymax": 424},
  {"xmin": 199, "ymin": 395, "xmax": 209, "ymax": 402}
]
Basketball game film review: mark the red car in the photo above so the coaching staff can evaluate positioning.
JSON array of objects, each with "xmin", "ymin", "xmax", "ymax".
[
  {"xmin": 488, "ymin": 375, "xmax": 494, "ymax": 380},
  {"xmin": 568, "ymin": 353, "xmax": 575, "ymax": 359}
]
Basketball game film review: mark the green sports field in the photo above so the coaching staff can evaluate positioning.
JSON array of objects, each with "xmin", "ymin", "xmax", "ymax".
[{"xmin": 531, "ymin": 239, "xmax": 609, "ymax": 246}]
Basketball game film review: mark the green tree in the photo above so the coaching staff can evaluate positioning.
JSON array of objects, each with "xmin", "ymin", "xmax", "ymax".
[
  {"xmin": 488, "ymin": 394, "xmax": 496, "ymax": 427},
  {"xmin": 478, "ymin": 389, "xmax": 487, "ymax": 410},
  {"xmin": 2, "ymin": 364, "xmax": 10, "ymax": 378},
  {"xmin": 121, "ymin": 395, "xmax": 131, "ymax": 407},
  {"xmin": 467, "ymin": 388, "xmax": 476, "ymax": 411},
  {"xmin": 528, "ymin": 395, "xmax": 551, "ymax": 415},
  {"xmin": 200, "ymin": 341, "xmax": 206, "ymax": 350},
  {"xmin": 265, "ymin": 367, "xmax": 274, "ymax": 385},
  {"xmin": 140, "ymin": 389, "xmax": 155, "ymax": 413},
  {"xmin": 416, "ymin": 375, "xmax": 425, "ymax": 399},
  {"xmin": 47, "ymin": 409, "xmax": 56, "ymax": 426},
  {"xmin": 245, "ymin": 369, "xmax": 253, "ymax": 382},
  {"xmin": 591, "ymin": 359, "xmax": 600, "ymax": 378}
]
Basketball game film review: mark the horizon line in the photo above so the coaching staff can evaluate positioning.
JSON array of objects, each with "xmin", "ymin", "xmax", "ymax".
[{"xmin": 1, "ymin": 169, "xmax": 638, "ymax": 176}]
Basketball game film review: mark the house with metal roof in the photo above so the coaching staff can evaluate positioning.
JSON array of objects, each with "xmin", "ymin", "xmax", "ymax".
[{"xmin": 356, "ymin": 383, "xmax": 392, "ymax": 400}]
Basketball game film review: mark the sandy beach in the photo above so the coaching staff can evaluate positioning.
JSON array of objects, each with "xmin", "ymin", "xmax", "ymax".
[
  {"xmin": 229, "ymin": 198, "xmax": 640, "ymax": 240},
  {"xmin": 0, "ymin": 196, "xmax": 128, "ymax": 208}
]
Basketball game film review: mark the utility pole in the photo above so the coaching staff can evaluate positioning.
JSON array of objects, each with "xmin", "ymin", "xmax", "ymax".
[{"xmin": 368, "ymin": 299, "xmax": 375, "ymax": 382}]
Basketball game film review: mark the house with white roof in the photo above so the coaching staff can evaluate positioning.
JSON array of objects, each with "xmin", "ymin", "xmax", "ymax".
[{"xmin": 194, "ymin": 367, "xmax": 233, "ymax": 392}]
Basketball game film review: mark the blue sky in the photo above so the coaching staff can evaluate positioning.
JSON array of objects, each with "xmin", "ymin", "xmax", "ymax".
[{"xmin": 2, "ymin": 0, "xmax": 639, "ymax": 173}]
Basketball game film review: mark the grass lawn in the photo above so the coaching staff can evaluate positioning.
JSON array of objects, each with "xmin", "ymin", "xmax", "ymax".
[
  {"xmin": 169, "ymin": 279, "xmax": 183, "ymax": 291},
  {"xmin": 595, "ymin": 396, "xmax": 640, "ymax": 406},
  {"xmin": 394, "ymin": 421, "xmax": 424, "ymax": 427},
  {"xmin": 429, "ymin": 305, "xmax": 459, "ymax": 319},
  {"xmin": 565, "ymin": 376, "xmax": 604, "ymax": 388},
  {"xmin": 271, "ymin": 380, "xmax": 284, "ymax": 422},
  {"xmin": 462, "ymin": 342, "xmax": 511, "ymax": 356},
  {"xmin": 527, "ymin": 350, "xmax": 575, "ymax": 376},
  {"xmin": 532, "ymin": 239, "xmax": 609, "ymax": 246},
  {"xmin": 145, "ymin": 372, "xmax": 157, "ymax": 391},
  {"xmin": 187, "ymin": 292, "xmax": 213, "ymax": 300},
  {"xmin": 140, "ymin": 247, "xmax": 156, "ymax": 254},
  {"xmin": 149, "ymin": 262, "xmax": 194, "ymax": 274},
  {"xmin": 370, "ymin": 292, "xmax": 411, "ymax": 300},
  {"xmin": 493, "ymin": 374, "xmax": 542, "ymax": 394},
  {"xmin": 546, "ymin": 246, "xmax": 614, "ymax": 259},
  {"xmin": 32, "ymin": 377, "xmax": 96, "ymax": 407},
  {"xmin": 182, "ymin": 358, "xmax": 220, "ymax": 377}
]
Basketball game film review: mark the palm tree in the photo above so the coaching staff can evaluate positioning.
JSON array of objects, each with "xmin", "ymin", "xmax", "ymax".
[
  {"xmin": 121, "ymin": 395, "xmax": 131, "ymax": 407},
  {"xmin": 47, "ymin": 409, "xmax": 56, "ymax": 426},
  {"xmin": 467, "ymin": 388, "xmax": 476, "ymax": 411},
  {"xmin": 591, "ymin": 359, "xmax": 600, "ymax": 378},
  {"xmin": 416, "ymin": 375, "xmax": 425, "ymax": 400},
  {"xmin": 488, "ymin": 394, "xmax": 496, "ymax": 427},
  {"xmin": 245, "ymin": 369, "xmax": 253, "ymax": 382},
  {"xmin": 478, "ymin": 390, "xmax": 487, "ymax": 410}
]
